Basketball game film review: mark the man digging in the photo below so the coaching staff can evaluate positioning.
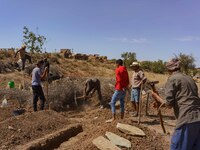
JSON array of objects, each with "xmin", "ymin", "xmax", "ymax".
[
  {"xmin": 152, "ymin": 58, "xmax": 200, "ymax": 150},
  {"xmin": 84, "ymin": 78, "xmax": 104, "ymax": 109}
]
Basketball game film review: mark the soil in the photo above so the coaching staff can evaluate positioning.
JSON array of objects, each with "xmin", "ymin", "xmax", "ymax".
[
  {"xmin": 0, "ymin": 69, "xmax": 177, "ymax": 150},
  {"xmin": 0, "ymin": 96, "xmax": 174, "ymax": 150}
]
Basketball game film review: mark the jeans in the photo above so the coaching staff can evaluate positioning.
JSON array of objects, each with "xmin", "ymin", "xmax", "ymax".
[
  {"xmin": 171, "ymin": 121, "xmax": 200, "ymax": 150},
  {"xmin": 32, "ymin": 85, "xmax": 46, "ymax": 111},
  {"xmin": 110, "ymin": 90, "xmax": 126, "ymax": 114}
]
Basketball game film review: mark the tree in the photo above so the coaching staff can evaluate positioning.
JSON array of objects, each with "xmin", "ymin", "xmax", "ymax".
[
  {"xmin": 178, "ymin": 53, "xmax": 196, "ymax": 75},
  {"xmin": 151, "ymin": 60, "xmax": 166, "ymax": 74},
  {"xmin": 121, "ymin": 52, "xmax": 137, "ymax": 67},
  {"xmin": 23, "ymin": 26, "xmax": 46, "ymax": 53}
]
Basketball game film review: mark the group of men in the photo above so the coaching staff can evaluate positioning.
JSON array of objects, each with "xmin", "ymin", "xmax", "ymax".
[
  {"xmin": 109, "ymin": 58, "xmax": 200, "ymax": 150},
  {"xmin": 15, "ymin": 44, "xmax": 200, "ymax": 150}
]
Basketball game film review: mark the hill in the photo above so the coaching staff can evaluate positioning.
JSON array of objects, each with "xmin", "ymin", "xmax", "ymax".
[{"xmin": 0, "ymin": 52, "xmax": 176, "ymax": 150}]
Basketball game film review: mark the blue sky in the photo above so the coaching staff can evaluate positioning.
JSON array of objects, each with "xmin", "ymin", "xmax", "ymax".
[{"xmin": 0, "ymin": 0, "xmax": 200, "ymax": 67}]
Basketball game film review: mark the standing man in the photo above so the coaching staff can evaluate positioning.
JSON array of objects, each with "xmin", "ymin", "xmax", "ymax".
[
  {"xmin": 32, "ymin": 60, "xmax": 48, "ymax": 111},
  {"xmin": 107, "ymin": 59, "xmax": 129, "ymax": 122},
  {"xmin": 14, "ymin": 44, "xmax": 32, "ymax": 70},
  {"xmin": 130, "ymin": 62, "xmax": 146, "ymax": 117},
  {"xmin": 152, "ymin": 58, "xmax": 200, "ymax": 150},
  {"xmin": 84, "ymin": 78, "xmax": 104, "ymax": 108}
]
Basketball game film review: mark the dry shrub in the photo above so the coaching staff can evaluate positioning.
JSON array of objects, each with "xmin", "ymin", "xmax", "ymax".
[
  {"xmin": 48, "ymin": 77, "xmax": 85, "ymax": 111},
  {"xmin": 49, "ymin": 56, "xmax": 60, "ymax": 64},
  {"xmin": 47, "ymin": 77, "xmax": 115, "ymax": 111},
  {"xmin": 0, "ymin": 88, "xmax": 31, "ymax": 108}
]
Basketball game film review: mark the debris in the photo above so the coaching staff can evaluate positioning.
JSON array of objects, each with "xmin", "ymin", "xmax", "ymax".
[
  {"xmin": 105, "ymin": 132, "xmax": 131, "ymax": 148},
  {"xmin": 1, "ymin": 98, "xmax": 8, "ymax": 108},
  {"xmin": 92, "ymin": 136, "xmax": 121, "ymax": 150},
  {"xmin": 8, "ymin": 126, "xmax": 15, "ymax": 130},
  {"xmin": 117, "ymin": 123, "xmax": 146, "ymax": 137}
]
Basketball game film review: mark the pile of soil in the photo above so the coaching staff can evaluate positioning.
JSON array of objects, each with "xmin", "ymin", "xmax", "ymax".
[{"xmin": 0, "ymin": 110, "xmax": 74, "ymax": 150}]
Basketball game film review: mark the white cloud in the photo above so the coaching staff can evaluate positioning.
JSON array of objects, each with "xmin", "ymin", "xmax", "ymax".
[
  {"xmin": 106, "ymin": 37, "xmax": 149, "ymax": 44},
  {"xmin": 175, "ymin": 36, "xmax": 200, "ymax": 42}
]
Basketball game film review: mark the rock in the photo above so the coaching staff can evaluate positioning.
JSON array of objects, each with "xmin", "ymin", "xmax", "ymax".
[
  {"xmin": 92, "ymin": 136, "xmax": 121, "ymax": 150},
  {"xmin": 117, "ymin": 123, "xmax": 145, "ymax": 137},
  {"xmin": 105, "ymin": 132, "xmax": 131, "ymax": 148},
  {"xmin": 8, "ymin": 126, "xmax": 15, "ymax": 130}
]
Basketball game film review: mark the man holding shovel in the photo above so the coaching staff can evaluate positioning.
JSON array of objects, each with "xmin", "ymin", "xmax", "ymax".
[
  {"xmin": 152, "ymin": 58, "xmax": 200, "ymax": 150},
  {"xmin": 84, "ymin": 78, "xmax": 104, "ymax": 108},
  {"xmin": 130, "ymin": 62, "xmax": 146, "ymax": 117}
]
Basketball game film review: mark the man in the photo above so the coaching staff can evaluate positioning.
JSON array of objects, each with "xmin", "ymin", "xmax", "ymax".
[
  {"xmin": 14, "ymin": 44, "xmax": 32, "ymax": 70},
  {"xmin": 32, "ymin": 60, "xmax": 48, "ymax": 111},
  {"xmin": 130, "ymin": 62, "xmax": 146, "ymax": 117},
  {"xmin": 84, "ymin": 78, "xmax": 104, "ymax": 108},
  {"xmin": 152, "ymin": 58, "xmax": 200, "ymax": 150},
  {"xmin": 107, "ymin": 59, "xmax": 129, "ymax": 122}
]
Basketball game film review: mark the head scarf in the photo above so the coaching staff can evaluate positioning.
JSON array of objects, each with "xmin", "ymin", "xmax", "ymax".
[{"xmin": 166, "ymin": 58, "xmax": 181, "ymax": 71}]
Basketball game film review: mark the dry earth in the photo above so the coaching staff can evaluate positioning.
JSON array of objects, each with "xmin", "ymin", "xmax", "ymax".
[{"xmin": 0, "ymin": 57, "xmax": 198, "ymax": 150}]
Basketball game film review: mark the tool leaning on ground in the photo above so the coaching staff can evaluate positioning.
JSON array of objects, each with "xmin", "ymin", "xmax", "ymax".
[{"xmin": 147, "ymin": 81, "xmax": 166, "ymax": 134}]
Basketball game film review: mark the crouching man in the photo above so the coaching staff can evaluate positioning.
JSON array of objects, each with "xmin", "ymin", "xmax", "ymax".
[{"xmin": 84, "ymin": 78, "xmax": 104, "ymax": 108}]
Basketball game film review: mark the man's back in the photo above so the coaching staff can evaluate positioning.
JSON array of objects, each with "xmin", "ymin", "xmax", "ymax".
[{"xmin": 165, "ymin": 71, "xmax": 200, "ymax": 128}]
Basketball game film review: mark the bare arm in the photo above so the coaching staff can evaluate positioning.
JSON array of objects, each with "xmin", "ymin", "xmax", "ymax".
[
  {"xmin": 151, "ymin": 92, "xmax": 172, "ymax": 109},
  {"xmin": 14, "ymin": 50, "xmax": 20, "ymax": 58},
  {"xmin": 41, "ymin": 67, "xmax": 48, "ymax": 81}
]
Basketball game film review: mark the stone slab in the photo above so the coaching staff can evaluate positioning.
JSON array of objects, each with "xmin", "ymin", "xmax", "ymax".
[
  {"xmin": 117, "ymin": 123, "xmax": 145, "ymax": 137},
  {"xmin": 105, "ymin": 132, "xmax": 131, "ymax": 148},
  {"xmin": 92, "ymin": 136, "xmax": 121, "ymax": 150}
]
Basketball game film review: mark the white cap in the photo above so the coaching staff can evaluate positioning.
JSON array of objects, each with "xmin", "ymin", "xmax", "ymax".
[{"xmin": 130, "ymin": 62, "xmax": 139, "ymax": 67}]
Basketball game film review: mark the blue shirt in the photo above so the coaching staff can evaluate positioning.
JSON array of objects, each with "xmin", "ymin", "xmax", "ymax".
[{"xmin": 32, "ymin": 67, "xmax": 42, "ymax": 86}]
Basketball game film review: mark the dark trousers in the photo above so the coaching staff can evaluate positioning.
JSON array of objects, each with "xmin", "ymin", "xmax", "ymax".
[
  {"xmin": 32, "ymin": 85, "xmax": 46, "ymax": 111},
  {"xmin": 21, "ymin": 54, "xmax": 32, "ymax": 70},
  {"xmin": 85, "ymin": 82, "xmax": 103, "ymax": 105}
]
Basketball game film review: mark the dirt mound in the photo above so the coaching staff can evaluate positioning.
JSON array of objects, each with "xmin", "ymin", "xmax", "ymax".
[
  {"xmin": 0, "ymin": 110, "xmax": 74, "ymax": 150},
  {"xmin": 59, "ymin": 106, "xmax": 169, "ymax": 150}
]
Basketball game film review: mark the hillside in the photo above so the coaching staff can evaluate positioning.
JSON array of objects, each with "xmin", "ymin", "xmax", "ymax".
[{"xmin": 0, "ymin": 52, "xmax": 178, "ymax": 150}]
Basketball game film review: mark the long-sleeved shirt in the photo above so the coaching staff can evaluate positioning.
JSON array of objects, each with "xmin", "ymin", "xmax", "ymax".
[
  {"xmin": 165, "ymin": 71, "xmax": 200, "ymax": 129},
  {"xmin": 115, "ymin": 66, "xmax": 129, "ymax": 90}
]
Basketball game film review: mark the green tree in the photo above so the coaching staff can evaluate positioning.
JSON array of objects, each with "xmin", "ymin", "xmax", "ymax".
[
  {"xmin": 151, "ymin": 60, "xmax": 166, "ymax": 74},
  {"xmin": 178, "ymin": 53, "xmax": 196, "ymax": 75},
  {"xmin": 121, "ymin": 52, "xmax": 137, "ymax": 67},
  {"xmin": 23, "ymin": 26, "xmax": 46, "ymax": 53},
  {"xmin": 140, "ymin": 61, "xmax": 152, "ymax": 72}
]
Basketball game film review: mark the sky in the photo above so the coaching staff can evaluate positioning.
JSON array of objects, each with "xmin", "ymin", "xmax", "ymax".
[{"xmin": 0, "ymin": 0, "xmax": 200, "ymax": 67}]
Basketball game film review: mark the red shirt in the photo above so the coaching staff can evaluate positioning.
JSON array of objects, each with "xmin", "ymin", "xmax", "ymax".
[{"xmin": 115, "ymin": 66, "xmax": 129, "ymax": 90}]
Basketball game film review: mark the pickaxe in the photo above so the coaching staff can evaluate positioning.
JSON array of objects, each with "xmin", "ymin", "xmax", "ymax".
[{"xmin": 146, "ymin": 81, "xmax": 166, "ymax": 134}]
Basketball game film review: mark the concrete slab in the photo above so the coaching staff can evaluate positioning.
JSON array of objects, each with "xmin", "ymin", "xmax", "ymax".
[
  {"xmin": 117, "ymin": 123, "xmax": 145, "ymax": 137},
  {"xmin": 92, "ymin": 136, "xmax": 121, "ymax": 150},
  {"xmin": 105, "ymin": 132, "xmax": 131, "ymax": 148}
]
